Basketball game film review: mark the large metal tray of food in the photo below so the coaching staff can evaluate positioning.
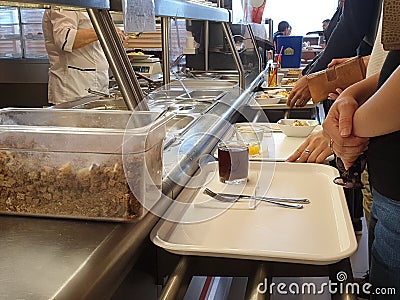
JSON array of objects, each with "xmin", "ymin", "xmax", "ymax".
[{"xmin": 0, "ymin": 108, "xmax": 167, "ymax": 222}]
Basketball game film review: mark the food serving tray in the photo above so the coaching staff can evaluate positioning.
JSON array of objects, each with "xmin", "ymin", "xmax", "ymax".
[
  {"xmin": 255, "ymin": 126, "xmax": 322, "ymax": 161},
  {"xmin": 151, "ymin": 162, "xmax": 357, "ymax": 265},
  {"xmin": 248, "ymin": 99, "xmax": 316, "ymax": 109},
  {"xmin": 255, "ymin": 124, "xmax": 333, "ymax": 162}
]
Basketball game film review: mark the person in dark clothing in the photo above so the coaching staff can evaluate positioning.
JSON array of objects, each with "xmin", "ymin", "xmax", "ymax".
[
  {"xmin": 322, "ymin": 19, "xmax": 330, "ymax": 31},
  {"xmin": 323, "ymin": 0, "xmax": 344, "ymax": 46},
  {"xmin": 300, "ymin": 0, "xmax": 345, "ymax": 112},
  {"xmin": 304, "ymin": 5, "xmax": 344, "ymax": 67},
  {"xmin": 287, "ymin": 0, "xmax": 381, "ymax": 110},
  {"xmin": 272, "ymin": 21, "xmax": 291, "ymax": 45}
]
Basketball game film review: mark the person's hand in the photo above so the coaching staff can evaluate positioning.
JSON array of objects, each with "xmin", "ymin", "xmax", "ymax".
[
  {"xmin": 286, "ymin": 131, "xmax": 334, "ymax": 163},
  {"xmin": 322, "ymin": 96, "xmax": 369, "ymax": 169},
  {"xmin": 115, "ymin": 27, "xmax": 127, "ymax": 45},
  {"xmin": 327, "ymin": 55, "xmax": 370, "ymax": 69},
  {"xmin": 327, "ymin": 88, "xmax": 343, "ymax": 100},
  {"xmin": 287, "ymin": 76, "xmax": 311, "ymax": 108},
  {"xmin": 328, "ymin": 57, "xmax": 354, "ymax": 68}
]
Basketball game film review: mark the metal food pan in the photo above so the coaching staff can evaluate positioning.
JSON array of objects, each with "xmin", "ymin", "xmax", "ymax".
[
  {"xmin": 169, "ymin": 79, "xmax": 238, "ymax": 89},
  {"xmin": 147, "ymin": 90, "xmax": 186, "ymax": 101},
  {"xmin": 175, "ymin": 90, "xmax": 227, "ymax": 101},
  {"xmin": 166, "ymin": 114, "xmax": 196, "ymax": 134},
  {"xmin": 72, "ymin": 98, "xmax": 127, "ymax": 110}
]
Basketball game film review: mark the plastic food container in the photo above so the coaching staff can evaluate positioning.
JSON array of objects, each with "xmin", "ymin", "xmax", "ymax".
[{"xmin": 0, "ymin": 108, "xmax": 167, "ymax": 222}]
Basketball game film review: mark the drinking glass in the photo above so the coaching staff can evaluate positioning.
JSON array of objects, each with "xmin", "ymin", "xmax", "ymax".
[
  {"xmin": 218, "ymin": 140, "xmax": 249, "ymax": 184},
  {"xmin": 235, "ymin": 124, "xmax": 264, "ymax": 156}
]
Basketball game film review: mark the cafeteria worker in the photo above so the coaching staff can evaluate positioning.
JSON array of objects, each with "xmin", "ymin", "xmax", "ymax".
[{"xmin": 42, "ymin": 9, "xmax": 126, "ymax": 104}]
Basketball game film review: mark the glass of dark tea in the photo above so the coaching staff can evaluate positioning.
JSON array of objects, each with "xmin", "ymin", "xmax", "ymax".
[{"xmin": 218, "ymin": 140, "xmax": 249, "ymax": 184}]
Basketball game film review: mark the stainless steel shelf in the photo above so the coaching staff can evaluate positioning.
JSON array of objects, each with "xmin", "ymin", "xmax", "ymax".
[
  {"xmin": 1, "ymin": 0, "xmax": 230, "ymax": 22},
  {"xmin": 155, "ymin": 0, "xmax": 230, "ymax": 21},
  {"xmin": 109, "ymin": 0, "xmax": 230, "ymax": 22}
]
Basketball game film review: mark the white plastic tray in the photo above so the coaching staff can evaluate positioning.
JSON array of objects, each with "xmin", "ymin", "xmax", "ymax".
[
  {"xmin": 260, "ymin": 125, "xmax": 333, "ymax": 162},
  {"xmin": 151, "ymin": 162, "xmax": 357, "ymax": 265},
  {"xmin": 248, "ymin": 99, "xmax": 316, "ymax": 109},
  {"xmin": 252, "ymin": 125, "xmax": 322, "ymax": 161}
]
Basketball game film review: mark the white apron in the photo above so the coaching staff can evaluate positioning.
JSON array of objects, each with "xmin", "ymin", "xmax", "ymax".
[{"xmin": 42, "ymin": 9, "xmax": 109, "ymax": 104}]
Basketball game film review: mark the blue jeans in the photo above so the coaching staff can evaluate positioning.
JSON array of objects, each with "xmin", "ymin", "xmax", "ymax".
[{"xmin": 369, "ymin": 188, "xmax": 400, "ymax": 299}]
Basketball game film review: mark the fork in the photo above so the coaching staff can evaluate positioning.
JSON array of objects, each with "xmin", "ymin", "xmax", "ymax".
[
  {"xmin": 212, "ymin": 190, "xmax": 310, "ymax": 204},
  {"xmin": 203, "ymin": 188, "xmax": 303, "ymax": 209}
]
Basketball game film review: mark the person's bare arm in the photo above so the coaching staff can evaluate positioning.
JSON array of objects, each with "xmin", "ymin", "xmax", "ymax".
[
  {"xmin": 353, "ymin": 66, "xmax": 400, "ymax": 137},
  {"xmin": 330, "ymin": 73, "xmax": 378, "ymax": 137},
  {"xmin": 73, "ymin": 27, "xmax": 126, "ymax": 49},
  {"xmin": 49, "ymin": 10, "xmax": 126, "ymax": 51},
  {"xmin": 328, "ymin": 55, "xmax": 370, "ymax": 69},
  {"xmin": 322, "ymin": 74, "xmax": 378, "ymax": 168},
  {"xmin": 73, "ymin": 28, "xmax": 98, "ymax": 49},
  {"xmin": 339, "ymin": 73, "xmax": 379, "ymax": 106}
]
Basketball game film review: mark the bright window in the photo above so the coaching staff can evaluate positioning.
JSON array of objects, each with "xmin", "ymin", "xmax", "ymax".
[{"xmin": 263, "ymin": 0, "xmax": 338, "ymax": 36}]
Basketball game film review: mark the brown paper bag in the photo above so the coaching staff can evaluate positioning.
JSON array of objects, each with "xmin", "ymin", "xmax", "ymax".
[{"xmin": 307, "ymin": 56, "xmax": 366, "ymax": 103}]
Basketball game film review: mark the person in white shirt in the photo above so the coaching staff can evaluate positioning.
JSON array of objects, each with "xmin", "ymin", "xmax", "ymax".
[{"xmin": 42, "ymin": 9, "xmax": 125, "ymax": 104}]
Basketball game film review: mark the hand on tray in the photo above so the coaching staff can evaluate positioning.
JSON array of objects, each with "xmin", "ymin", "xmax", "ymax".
[{"xmin": 286, "ymin": 131, "xmax": 333, "ymax": 164}]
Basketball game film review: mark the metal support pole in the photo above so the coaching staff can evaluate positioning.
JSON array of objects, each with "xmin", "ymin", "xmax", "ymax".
[
  {"xmin": 204, "ymin": 20, "xmax": 209, "ymax": 71},
  {"xmin": 221, "ymin": 22, "xmax": 245, "ymax": 90},
  {"xmin": 245, "ymin": 263, "xmax": 271, "ymax": 300},
  {"xmin": 162, "ymin": 16, "xmax": 171, "ymax": 85},
  {"xmin": 265, "ymin": 18, "xmax": 273, "ymax": 44},
  {"xmin": 247, "ymin": 24, "xmax": 263, "ymax": 73},
  {"xmin": 174, "ymin": 18, "xmax": 181, "ymax": 50},
  {"xmin": 87, "ymin": 8, "xmax": 148, "ymax": 111},
  {"xmin": 159, "ymin": 257, "xmax": 192, "ymax": 300},
  {"xmin": 329, "ymin": 258, "xmax": 357, "ymax": 300}
]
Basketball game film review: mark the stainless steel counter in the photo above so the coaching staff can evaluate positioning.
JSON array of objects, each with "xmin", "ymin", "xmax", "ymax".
[
  {"xmin": 0, "ymin": 200, "xmax": 172, "ymax": 299},
  {"xmin": 0, "ymin": 74, "xmax": 263, "ymax": 299},
  {"xmin": 1, "ymin": 216, "xmax": 115, "ymax": 299}
]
